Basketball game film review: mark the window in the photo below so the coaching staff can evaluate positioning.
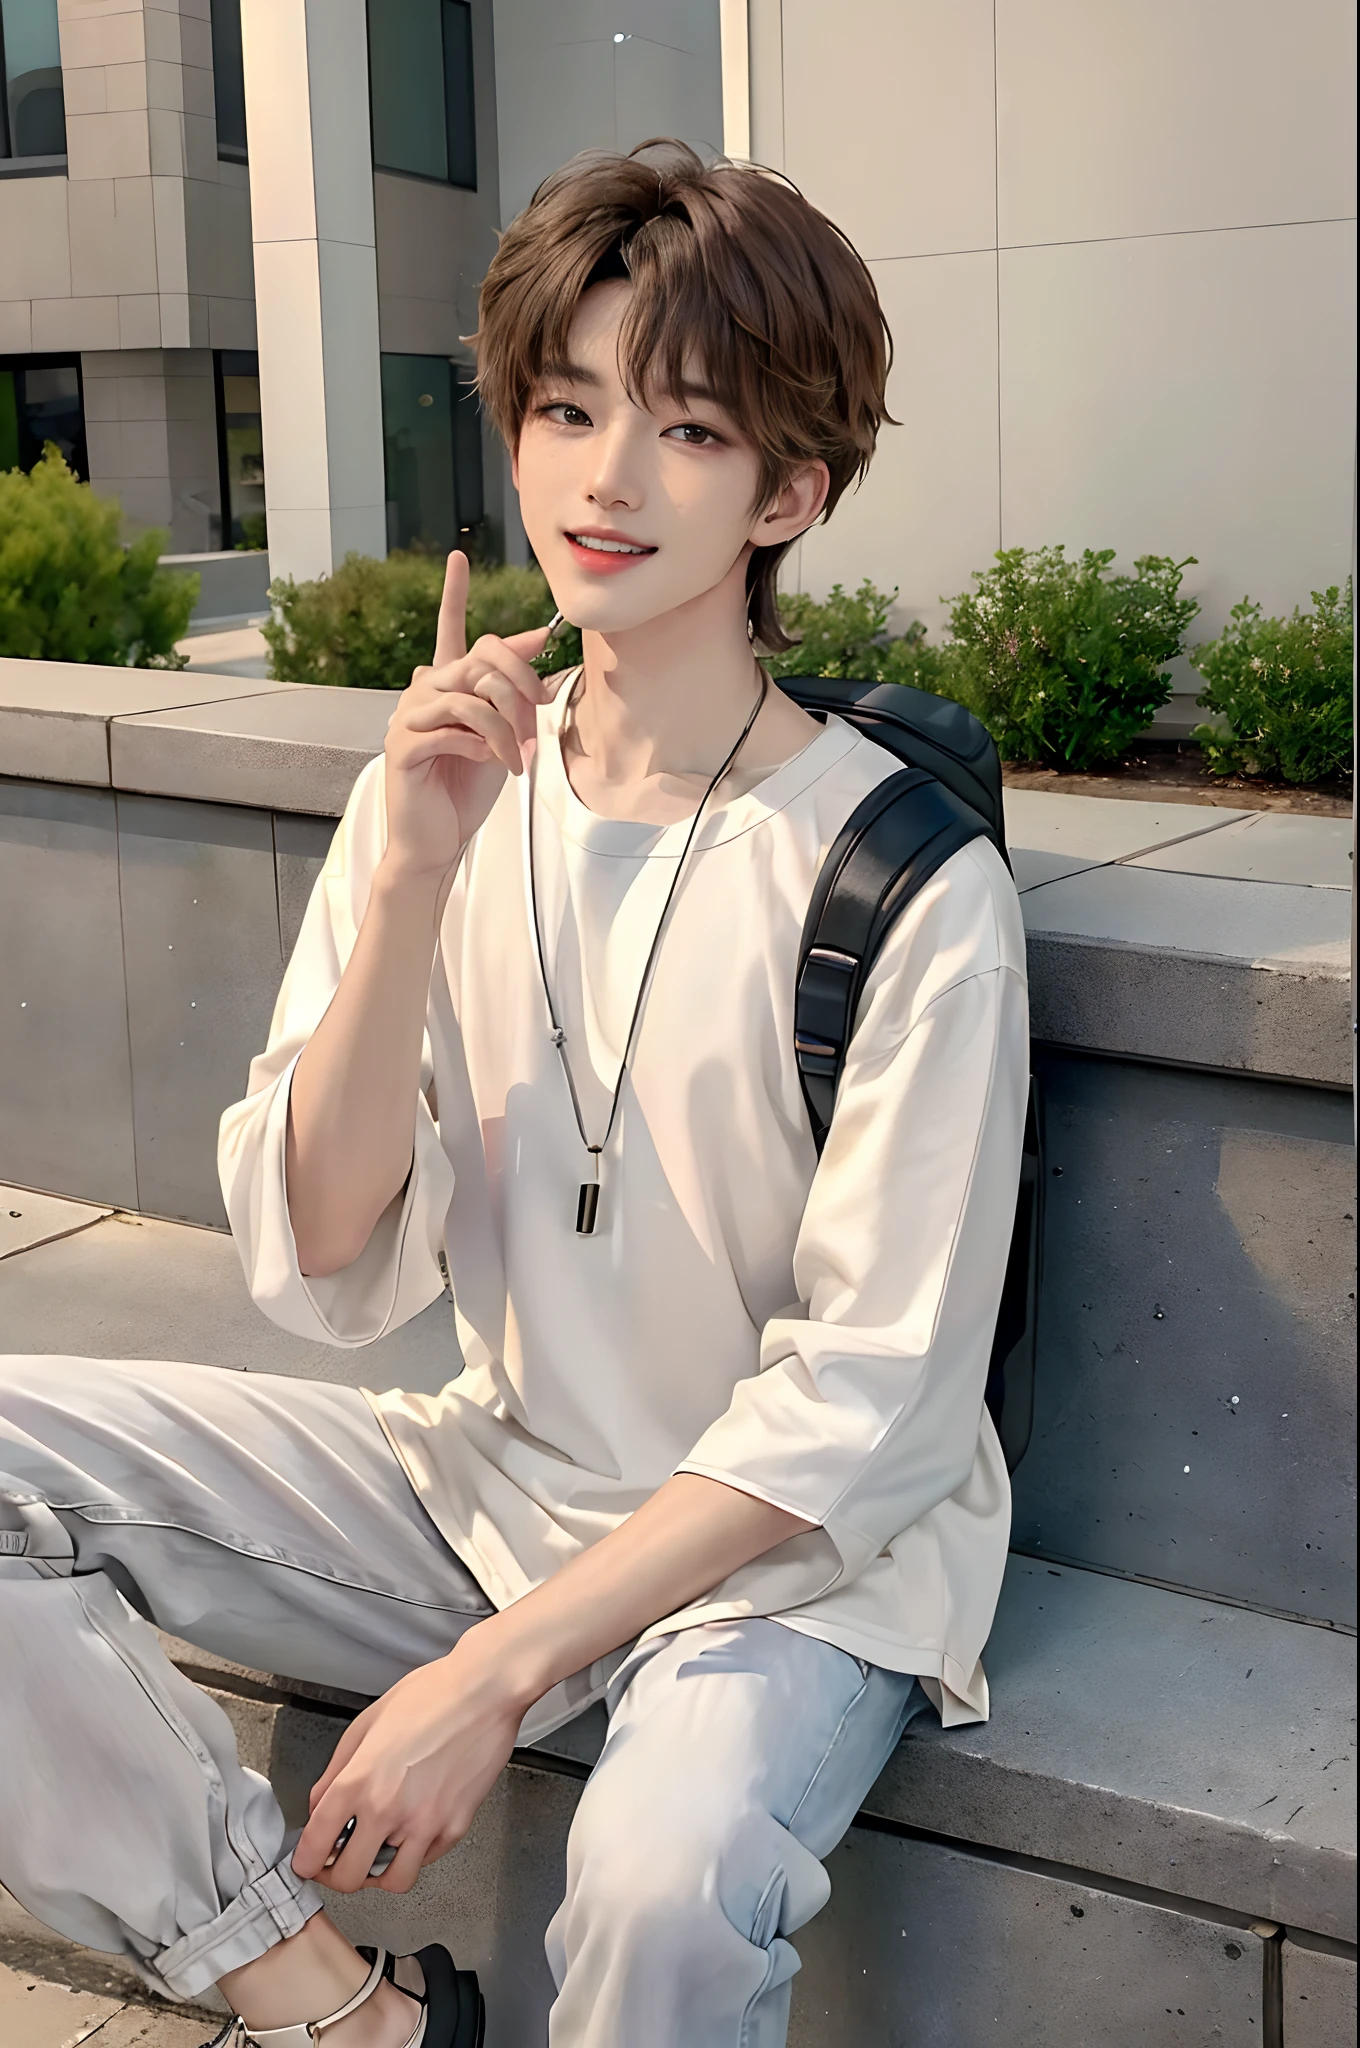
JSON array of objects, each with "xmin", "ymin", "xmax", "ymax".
[
  {"xmin": 0, "ymin": 0, "xmax": 67, "ymax": 163},
  {"xmin": 214, "ymin": 350, "xmax": 266, "ymax": 549},
  {"xmin": 381, "ymin": 354, "xmax": 484, "ymax": 554},
  {"xmin": 0, "ymin": 357, "xmax": 86, "ymax": 476},
  {"xmin": 368, "ymin": 0, "xmax": 476, "ymax": 189},
  {"xmin": 210, "ymin": 0, "xmax": 247, "ymax": 164}
]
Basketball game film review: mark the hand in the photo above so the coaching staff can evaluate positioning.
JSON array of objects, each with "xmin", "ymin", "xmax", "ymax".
[
  {"xmin": 382, "ymin": 551, "xmax": 560, "ymax": 882},
  {"xmin": 292, "ymin": 1630, "xmax": 526, "ymax": 1894}
]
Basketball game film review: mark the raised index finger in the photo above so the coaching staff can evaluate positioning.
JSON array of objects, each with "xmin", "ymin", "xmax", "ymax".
[{"xmin": 433, "ymin": 551, "xmax": 469, "ymax": 667}]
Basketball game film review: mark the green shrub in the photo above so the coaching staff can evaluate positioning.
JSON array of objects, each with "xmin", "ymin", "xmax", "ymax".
[
  {"xmin": 1190, "ymin": 582, "xmax": 1353, "ymax": 784},
  {"xmin": 767, "ymin": 579, "xmax": 954, "ymax": 693},
  {"xmin": 944, "ymin": 546, "xmax": 1199, "ymax": 769},
  {"xmin": 0, "ymin": 445, "xmax": 197, "ymax": 666},
  {"xmin": 263, "ymin": 551, "xmax": 575, "ymax": 689}
]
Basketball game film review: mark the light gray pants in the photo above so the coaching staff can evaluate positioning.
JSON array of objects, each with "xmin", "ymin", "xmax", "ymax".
[{"xmin": 0, "ymin": 1355, "xmax": 921, "ymax": 2046}]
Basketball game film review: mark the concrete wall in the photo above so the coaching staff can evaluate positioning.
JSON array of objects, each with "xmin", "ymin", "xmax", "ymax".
[
  {"xmin": 748, "ymin": 0, "xmax": 1358, "ymax": 728},
  {"xmin": 492, "ymin": 0, "xmax": 723, "ymax": 226}
]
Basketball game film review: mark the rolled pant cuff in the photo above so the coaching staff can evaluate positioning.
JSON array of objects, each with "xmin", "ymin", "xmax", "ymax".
[{"xmin": 151, "ymin": 1860, "xmax": 326, "ymax": 2000}]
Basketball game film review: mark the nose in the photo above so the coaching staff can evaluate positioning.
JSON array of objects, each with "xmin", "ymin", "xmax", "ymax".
[{"xmin": 584, "ymin": 418, "xmax": 645, "ymax": 513}]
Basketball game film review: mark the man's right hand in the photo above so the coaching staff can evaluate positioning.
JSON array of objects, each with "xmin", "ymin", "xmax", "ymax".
[{"xmin": 382, "ymin": 550, "xmax": 560, "ymax": 881}]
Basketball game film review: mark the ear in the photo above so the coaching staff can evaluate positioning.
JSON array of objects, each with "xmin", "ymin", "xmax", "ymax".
[
  {"xmin": 510, "ymin": 443, "xmax": 521, "ymax": 492},
  {"xmin": 748, "ymin": 460, "xmax": 831, "ymax": 550}
]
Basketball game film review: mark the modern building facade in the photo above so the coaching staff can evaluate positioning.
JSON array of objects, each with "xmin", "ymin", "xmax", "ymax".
[
  {"xmin": 0, "ymin": 0, "xmax": 723, "ymax": 581},
  {"xmin": 1, "ymin": 0, "xmax": 1354, "ymax": 692}
]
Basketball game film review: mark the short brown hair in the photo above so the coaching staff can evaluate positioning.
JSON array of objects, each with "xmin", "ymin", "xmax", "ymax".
[{"xmin": 473, "ymin": 140, "xmax": 892, "ymax": 651}]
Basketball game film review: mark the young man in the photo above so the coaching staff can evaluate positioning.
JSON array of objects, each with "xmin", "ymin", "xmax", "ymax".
[{"xmin": 0, "ymin": 144, "xmax": 1027, "ymax": 2046}]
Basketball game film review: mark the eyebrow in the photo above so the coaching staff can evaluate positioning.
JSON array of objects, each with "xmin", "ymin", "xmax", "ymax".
[
  {"xmin": 537, "ymin": 358, "xmax": 602, "ymax": 387},
  {"xmin": 536, "ymin": 360, "xmax": 728, "ymax": 414}
]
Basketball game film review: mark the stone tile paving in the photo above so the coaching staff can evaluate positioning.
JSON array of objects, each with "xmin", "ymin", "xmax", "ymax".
[
  {"xmin": 0, "ymin": 1895, "xmax": 214, "ymax": 2048},
  {"xmin": 0, "ymin": 1960, "xmax": 207, "ymax": 2048}
]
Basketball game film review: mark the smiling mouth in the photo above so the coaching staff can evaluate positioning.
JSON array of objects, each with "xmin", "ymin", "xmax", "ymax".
[{"xmin": 565, "ymin": 531, "xmax": 656, "ymax": 556}]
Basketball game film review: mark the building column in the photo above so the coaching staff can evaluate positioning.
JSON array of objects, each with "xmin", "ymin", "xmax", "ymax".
[
  {"xmin": 81, "ymin": 349, "xmax": 222, "ymax": 552},
  {"xmin": 239, "ymin": 0, "xmax": 386, "ymax": 583}
]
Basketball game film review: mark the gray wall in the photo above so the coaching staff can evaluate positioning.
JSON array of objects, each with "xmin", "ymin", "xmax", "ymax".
[
  {"xmin": 752, "ymin": 0, "xmax": 1358, "ymax": 726},
  {"xmin": 492, "ymin": 0, "xmax": 723, "ymax": 225},
  {"xmin": 0, "ymin": 774, "xmax": 332, "ymax": 1228}
]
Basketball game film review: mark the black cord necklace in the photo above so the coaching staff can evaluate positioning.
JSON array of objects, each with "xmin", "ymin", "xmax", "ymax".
[{"xmin": 527, "ymin": 666, "xmax": 768, "ymax": 1234}]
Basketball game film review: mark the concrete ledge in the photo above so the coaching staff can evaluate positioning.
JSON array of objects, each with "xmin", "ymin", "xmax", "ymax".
[
  {"xmin": 1025, "ymin": 929, "xmax": 1352, "ymax": 1086},
  {"xmin": 162, "ymin": 1552, "xmax": 1357, "ymax": 1946},
  {"xmin": 0, "ymin": 661, "xmax": 1352, "ymax": 1090},
  {"xmin": 111, "ymin": 686, "xmax": 396, "ymax": 816},
  {"xmin": 159, "ymin": 549, "xmax": 270, "ymax": 626},
  {"xmin": 1008, "ymin": 791, "xmax": 1353, "ymax": 1086},
  {"xmin": 862, "ymin": 1560, "xmax": 1357, "ymax": 1945},
  {"xmin": 0, "ymin": 658, "xmax": 292, "ymax": 786}
]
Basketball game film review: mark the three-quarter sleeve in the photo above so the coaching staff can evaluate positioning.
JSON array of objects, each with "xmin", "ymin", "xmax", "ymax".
[
  {"xmin": 676, "ymin": 839, "xmax": 1029, "ymax": 1589},
  {"xmin": 218, "ymin": 757, "xmax": 454, "ymax": 1347}
]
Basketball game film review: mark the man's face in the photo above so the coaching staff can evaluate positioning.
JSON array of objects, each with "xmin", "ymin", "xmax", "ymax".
[{"xmin": 513, "ymin": 280, "xmax": 769, "ymax": 635}]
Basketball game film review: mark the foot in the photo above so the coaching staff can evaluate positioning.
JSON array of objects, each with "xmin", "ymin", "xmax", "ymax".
[
  {"xmin": 322, "ymin": 1977, "xmax": 421, "ymax": 2048},
  {"xmin": 217, "ymin": 1915, "xmax": 400, "ymax": 2043}
]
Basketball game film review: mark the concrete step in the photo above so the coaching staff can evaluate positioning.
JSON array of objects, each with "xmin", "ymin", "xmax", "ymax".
[
  {"xmin": 4, "ymin": 1053, "xmax": 1356, "ymax": 1640},
  {"xmin": 159, "ymin": 1554, "xmax": 1355, "ymax": 2046}
]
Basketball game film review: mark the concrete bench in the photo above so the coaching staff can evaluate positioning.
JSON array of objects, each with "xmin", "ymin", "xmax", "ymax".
[
  {"xmin": 145, "ymin": 1547, "xmax": 1351, "ymax": 2045},
  {"xmin": 0, "ymin": 655, "xmax": 1354, "ymax": 2043}
]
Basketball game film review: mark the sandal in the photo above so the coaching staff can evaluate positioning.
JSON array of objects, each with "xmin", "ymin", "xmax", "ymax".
[{"xmin": 202, "ymin": 1943, "xmax": 485, "ymax": 2048}]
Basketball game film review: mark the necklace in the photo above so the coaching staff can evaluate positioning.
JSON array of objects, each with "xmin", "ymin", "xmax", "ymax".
[{"xmin": 527, "ymin": 667, "xmax": 768, "ymax": 1234}]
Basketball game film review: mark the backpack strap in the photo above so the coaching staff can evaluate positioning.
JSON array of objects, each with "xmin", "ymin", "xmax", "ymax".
[{"xmin": 796, "ymin": 768, "xmax": 995, "ymax": 1151}]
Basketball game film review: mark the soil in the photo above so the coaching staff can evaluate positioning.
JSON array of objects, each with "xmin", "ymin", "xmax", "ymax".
[{"xmin": 1002, "ymin": 739, "xmax": 1353, "ymax": 818}]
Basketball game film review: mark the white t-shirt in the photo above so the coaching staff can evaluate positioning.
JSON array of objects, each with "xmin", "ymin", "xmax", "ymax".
[{"xmin": 220, "ymin": 692, "xmax": 1029, "ymax": 1737}]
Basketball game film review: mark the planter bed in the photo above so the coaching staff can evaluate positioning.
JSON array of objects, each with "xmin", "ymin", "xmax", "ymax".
[{"xmin": 1004, "ymin": 736, "xmax": 1352, "ymax": 817}]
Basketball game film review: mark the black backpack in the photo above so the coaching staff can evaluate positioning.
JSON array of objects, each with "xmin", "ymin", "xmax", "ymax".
[{"xmin": 780, "ymin": 676, "xmax": 1043, "ymax": 1475}]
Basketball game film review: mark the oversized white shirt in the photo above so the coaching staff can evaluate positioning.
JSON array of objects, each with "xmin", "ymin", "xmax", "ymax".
[{"xmin": 220, "ymin": 695, "xmax": 1029, "ymax": 1739}]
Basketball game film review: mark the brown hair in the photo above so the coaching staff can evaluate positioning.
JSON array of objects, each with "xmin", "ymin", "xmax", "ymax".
[{"xmin": 473, "ymin": 139, "xmax": 893, "ymax": 650}]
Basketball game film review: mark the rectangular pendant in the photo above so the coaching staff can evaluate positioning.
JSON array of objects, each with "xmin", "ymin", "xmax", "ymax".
[{"xmin": 576, "ymin": 1181, "xmax": 600, "ymax": 1235}]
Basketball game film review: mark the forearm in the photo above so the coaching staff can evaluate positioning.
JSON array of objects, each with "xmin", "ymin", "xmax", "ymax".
[
  {"xmin": 462, "ymin": 1474, "xmax": 813, "ymax": 1713},
  {"xmin": 287, "ymin": 857, "xmax": 452, "ymax": 1275}
]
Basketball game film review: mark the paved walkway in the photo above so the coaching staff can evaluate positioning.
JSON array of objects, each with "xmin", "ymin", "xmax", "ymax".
[{"xmin": 0, "ymin": 1894, "xmax": 210, "ymax": 2048}]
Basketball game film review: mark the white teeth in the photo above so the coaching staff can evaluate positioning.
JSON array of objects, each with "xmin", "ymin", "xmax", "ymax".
[{"xmin": 570, "ymin": 533, "xmax": 650, "ymax": 554}]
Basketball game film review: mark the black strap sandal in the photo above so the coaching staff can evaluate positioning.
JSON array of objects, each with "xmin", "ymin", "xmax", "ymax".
[{"xmin": 202, "ymin": 1943, "xmax": 484, "ymax": 2048}]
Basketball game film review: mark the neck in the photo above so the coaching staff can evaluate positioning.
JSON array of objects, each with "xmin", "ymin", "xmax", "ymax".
[{"xmin": 569, "ymin": 559, "xmax": 761, "ymax": 785}]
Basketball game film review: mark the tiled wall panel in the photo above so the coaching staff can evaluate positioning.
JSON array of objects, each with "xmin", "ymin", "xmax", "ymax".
[
  {"xmin": 996, "ymin": 0, "xmax": 1357, "ymax": 246},
  {"xmin": 0, "ymin": 779, "xmax": 138, "ymax": 1209},
  {"xmin": 762, "ymin": 0, "xmax": 1357, "ymax": 675},
  {"xmin": 782, "ymin": 0, "xmax": 996, "ymax": 260},
  {"xmin": 796, "ymin": 251, "xmax": 1000, "ymax": 638},
  {"xmin": 788, "ymin": 1830, "xmax": 1266, "ymax": 2045},
  {"xmin": 1282, "ymin": 1939, "xmax": 1357, "ymax": 2046},
  {"xmin": 117, "ymin": 793, "xmax": 282, "ymax": 1227},
  {"xmin": 997, "ymin": 221, "xmax": 1359, "ymax": 644},
  {"xmin": 1012, "ymin": 1051, "xmax": 1356, "ymax": 1625},
  {"xmin": 274, "ymin": 810, "xmax": 337, "ymax": 959}
]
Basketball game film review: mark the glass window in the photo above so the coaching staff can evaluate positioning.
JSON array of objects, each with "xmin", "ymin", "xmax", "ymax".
[
  {"xmin": 0, "ymin": 0, "xmax": 67, "ymax": 160},
  {"xmin": 368, "ymin": 0, "xmax": 476, "ymax": 190},
  {"xmin": 214, "ymin": 350, "xmax": 266, "ymax": 549},
  {"xmin": 381, "ymin": 354, "xmax": 484, "ymax": 554},
  {"xmin": 0, "ymin": 357, "xmax": 86, "ymax": 475},
  {"xmin": 442, "ymin": 1, "xmax": 476, "ymax": 190},
  {"xmin": 210, "ymin": 0, "xmax": 247, "ymax": 164}
]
